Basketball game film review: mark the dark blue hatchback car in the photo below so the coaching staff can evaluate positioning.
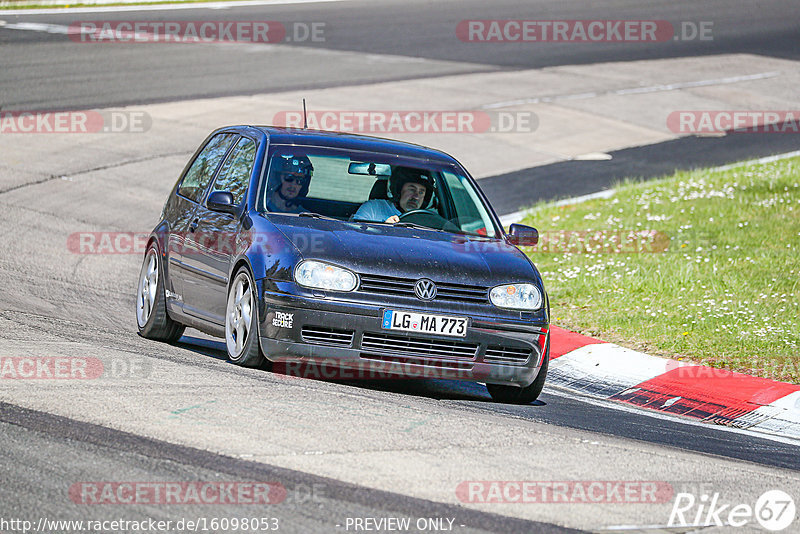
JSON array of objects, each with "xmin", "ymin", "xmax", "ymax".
[{"xmin": 136, "ymin": 126, "xmax": 550, "ymax": 403}]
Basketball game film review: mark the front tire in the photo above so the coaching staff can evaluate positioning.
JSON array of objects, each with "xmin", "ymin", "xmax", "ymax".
[
  {"xmin": 487, "ymin": 334, "xmax": 549, "ymax": 404},
  {"xmin": 225, "ymin": 267, "xmax": 266, "ymax": 368},
  {"xmin": 136, "ymin": 244, "xmax": 185, "ymax": 342}
]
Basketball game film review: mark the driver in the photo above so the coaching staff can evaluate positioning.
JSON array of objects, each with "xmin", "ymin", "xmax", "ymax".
[
  {"xmin": 265, "ymin": 155, "xmax": 313, "ymax": 213},
  {"xmin": 353, "ymin": 166, "xmax": 434, "ymax": 223}
]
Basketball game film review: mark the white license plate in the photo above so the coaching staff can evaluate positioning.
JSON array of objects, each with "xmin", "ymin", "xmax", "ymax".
[{"xmin": 381, "ymin": 309, "xmax": 468, "ymax": 337}]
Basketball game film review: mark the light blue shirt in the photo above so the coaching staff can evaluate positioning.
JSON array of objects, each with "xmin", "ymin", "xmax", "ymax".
[
  {"xmin": 265, "ymin": 191, "xmax": 305, "ymax": 214},
  {"xmin": 352, "ymin": 199, "xmax": 401, "ymax": 222}
]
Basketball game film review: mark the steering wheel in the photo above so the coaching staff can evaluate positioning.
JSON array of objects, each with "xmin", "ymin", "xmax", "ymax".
[{"xmin": 398, "ymin": 210, "xmax": 460, "ymax": 232}]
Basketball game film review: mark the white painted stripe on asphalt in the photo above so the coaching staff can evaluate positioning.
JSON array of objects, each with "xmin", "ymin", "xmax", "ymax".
[
  {"xmin": 499, "ymin": 189, "xmax": 615, "ymax": 226},
  {"xmin": 1, "ymin": 21, "xmax": 77, "ymax": 33},
  {"xmin": 483, "ymin": 71, "xmax": 781, "ymax": 110},
  {"xmin": 0, "ymin": 0, "xmax": 350, "ymax": 15},
  {"xmin": 0, "ymin": 19, "xmax": 448, "ymax": 68},
  {"xmin": 0, "ymin": 18, "xmax": 440, "ymax": 63},
  {"xmin": 711, "ymin": 149, "xmax": 800, "ymax": 171},
  {"xmin": 549, "ymin": 189, "xmax": 617, "ymax": 206},
  {"xmin": 573, "ymin": 152, "xmax": 612, "ymax": 160},
  {"xmin": 499, "ymin": 149, "xmax": 800, "ymax": 222},
  {"xmin": 614, "ymin": 72, "xmax": 781, "ymax": 95}
]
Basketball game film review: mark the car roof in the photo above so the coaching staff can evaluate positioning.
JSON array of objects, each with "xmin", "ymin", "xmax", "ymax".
[{"xmin": 246, "ymin": 126, "xmax": 460, "ymax": 165}]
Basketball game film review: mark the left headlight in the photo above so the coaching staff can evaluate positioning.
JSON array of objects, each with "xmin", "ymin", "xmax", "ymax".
[
  {"xmin": 489, "ymin": 283, "xmax": 543, "ymax": 310},
  {"xmin": 294, "ymin": 260, "xmax": 358, "ymax": 292}
]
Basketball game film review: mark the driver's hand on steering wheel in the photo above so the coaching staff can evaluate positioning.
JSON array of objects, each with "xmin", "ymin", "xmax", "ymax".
[{"xmin": 386, "ymin": 215, "xmax": 400, "ymax": 223}]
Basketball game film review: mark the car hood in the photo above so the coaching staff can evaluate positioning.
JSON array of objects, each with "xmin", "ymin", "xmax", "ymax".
[{"xmin": 266, "ymin": 215, "xmax": 540, "ymax": 287}]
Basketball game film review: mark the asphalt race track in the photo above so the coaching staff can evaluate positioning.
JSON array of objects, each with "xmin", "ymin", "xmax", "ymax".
[
  {"xmin": 1, "ymin": 1, "xmax": 799, "ymax": 532},
  {"xmin": 2, "ymin": 0, "xmax": 799, "ymax": 109}
]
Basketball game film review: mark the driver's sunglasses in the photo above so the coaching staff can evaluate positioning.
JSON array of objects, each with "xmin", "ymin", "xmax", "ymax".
[{"xmin": 280, "ymin": 173, "xmax": 307, "ymax": 185}]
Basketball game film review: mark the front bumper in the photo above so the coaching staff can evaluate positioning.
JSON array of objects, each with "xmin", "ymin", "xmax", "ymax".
[{"xmin": 257, "ymin": 286, "xmax": 548, "ymax": 388}]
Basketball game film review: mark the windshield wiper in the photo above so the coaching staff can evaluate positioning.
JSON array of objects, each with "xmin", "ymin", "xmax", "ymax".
[
  {"xmin": 353, "ymin": 220, "xmax": 445, "ymax": 232},
  {"xmin": 298, "ymin": 212, "xmax": 337, "ymax": 220},
  {"xmin": 393, "ymin": 222, "xmax": 445, "ymax": 232}
]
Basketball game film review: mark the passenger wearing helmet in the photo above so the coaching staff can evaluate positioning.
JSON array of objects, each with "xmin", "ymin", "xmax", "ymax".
[
  {"xmin": 353, "ymin": 166, "xmax": 434, "ymax": 223},
  {"xmin": 265, "ymin": 154, "xmax": 313, "ymax": 213}
]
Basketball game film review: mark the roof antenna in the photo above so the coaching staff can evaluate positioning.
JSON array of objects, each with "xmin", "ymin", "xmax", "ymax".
[{"xmin": 302, "ymin": 98, "xmax": 308, "ymax": 129}]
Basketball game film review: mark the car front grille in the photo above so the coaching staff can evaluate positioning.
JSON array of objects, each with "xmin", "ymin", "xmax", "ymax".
[
  {"xmin": 360, "ymin": 332, "xmax": 479, "ymax": 360},
  {"xmin": 360, "ymin": 353, "xmax": 474, "ymax": 371},
  {"xmin": 357, "ymin": 273, "xmax": 488, "ymax": 303},
  {"xmin": 484, "ymin": 345, "xmax": 533, "ymax": 365},
  {"xmin": 301, "ymin": 325, "xmax": 355, "ymax": 347}
]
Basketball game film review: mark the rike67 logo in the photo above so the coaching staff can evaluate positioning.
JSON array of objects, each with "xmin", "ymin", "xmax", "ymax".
[{"xmin": 669, "ymin": 489, "xmax": 796, "ymax": 531}]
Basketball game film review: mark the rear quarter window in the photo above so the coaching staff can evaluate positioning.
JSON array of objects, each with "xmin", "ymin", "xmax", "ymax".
[{"xmin": 178, "ymin": 133, "xmax": 237, "ymax": 203}]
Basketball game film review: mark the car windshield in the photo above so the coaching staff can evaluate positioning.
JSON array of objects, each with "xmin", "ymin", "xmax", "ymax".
[{"xmin": 258, "ymin": 145, "xmax": 500, "ymax": 238}]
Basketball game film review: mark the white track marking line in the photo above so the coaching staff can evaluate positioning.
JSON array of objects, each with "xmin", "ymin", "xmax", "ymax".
[
  {"xmin": 500, "ymin": 190, "xmax": 616, "ymax": 225},
  {"xmin": 0, "ymin": 18, "xmax": 439, "ymax": 61},
  {"xmin": 712, "ymin": 149, "xmax": 800, "ymax": 171},
  {"xmin": 0, "ymin": 18, "xmax": 448, "ymax": 64},
  {"xmin": 483, "ymin": 71, "xmax": 781, "ymax": 110},
  {"xmin": 0, "ymin": 0, "xmax": 351, "ymax": 15},
  {"xmin": 1, "ymin": 21, "xmax": 77, "ymax": 33},
  {"xmin": 500, "ymin": 149, "xmax": 800, "ymax": 223}
]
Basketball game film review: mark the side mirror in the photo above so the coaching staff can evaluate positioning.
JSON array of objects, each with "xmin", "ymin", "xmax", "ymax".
[
  {"xmin": 507, "ymin": 223, "xmax": 538, "ymax": 246},
  {"xmin": 207, "ymin": 191, "xmax": 237, "ymax": 214}
]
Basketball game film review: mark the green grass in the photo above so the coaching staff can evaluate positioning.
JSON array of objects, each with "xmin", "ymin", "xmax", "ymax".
[{"xmin": 521, "ymin": 156, "xmax": 800, "ymax": 383}]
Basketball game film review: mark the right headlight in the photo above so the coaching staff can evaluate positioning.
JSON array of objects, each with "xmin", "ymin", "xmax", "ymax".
[
  {"xmin": 294, "ymin": 260, "xmax": 358, "ymax": 292},
  {"xmin": 489, "ymin": 283, "xmax": 543, "ymax": 310}
]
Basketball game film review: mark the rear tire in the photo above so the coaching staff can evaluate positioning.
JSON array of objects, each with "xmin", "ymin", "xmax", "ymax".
[
  {"xmin": 225, "ymin": 267, "xmax": 266, "ymax": 368},
  {"xmin": 136, "ymin": 243, "xmax": 185, "ymax": 342},
  {"xmin": 487, "ymin": 334, "xmax": 549, "ymax": 404}
]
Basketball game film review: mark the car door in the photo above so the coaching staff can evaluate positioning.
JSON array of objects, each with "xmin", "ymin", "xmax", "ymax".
[
  {"xmin": 179, "ymin": 135, "xmax": 258, "ymax": 323},
  {"xmin": 168, "ymin": 132, "xmax": 238, "ymax": 308}
]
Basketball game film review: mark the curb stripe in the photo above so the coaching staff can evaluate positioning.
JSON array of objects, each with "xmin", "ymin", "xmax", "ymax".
[
  {"xmin": 612, "ymin": 368, "xmax": 800, "ymax": 424},
  {"xmin": 549, "ymin": 327, "xmax": 800, "ymax": 439},
  {"xmin": 548, "ymin": 325, "xmax": 604, "ymax": 359},
  {"xmin": 745, "ymin": 392, "xmax": 800, "ymax": 439}
]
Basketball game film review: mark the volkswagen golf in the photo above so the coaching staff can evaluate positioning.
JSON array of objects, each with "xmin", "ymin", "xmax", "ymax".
[{"xmin": 136, "ymin": 126, "xmax": 549, "ymax": 403}]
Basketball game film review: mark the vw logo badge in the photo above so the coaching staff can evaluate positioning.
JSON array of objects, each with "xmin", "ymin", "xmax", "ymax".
[{"xmin": 414, "ymin": 279, "xmax": 437, "ymax": 301}]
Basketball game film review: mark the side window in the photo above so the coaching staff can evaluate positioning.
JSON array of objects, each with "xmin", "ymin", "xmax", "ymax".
[
  {"xmin": 442, "ymin": 171, "xmax": 497, "ymax": 237},
  {"xmin": 177, "ymin": 133, "xmax": 236, "ymax": 203},
  {"xmin": 211, "ymin": 137, "xmax": 257, "ymax": 205}
]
